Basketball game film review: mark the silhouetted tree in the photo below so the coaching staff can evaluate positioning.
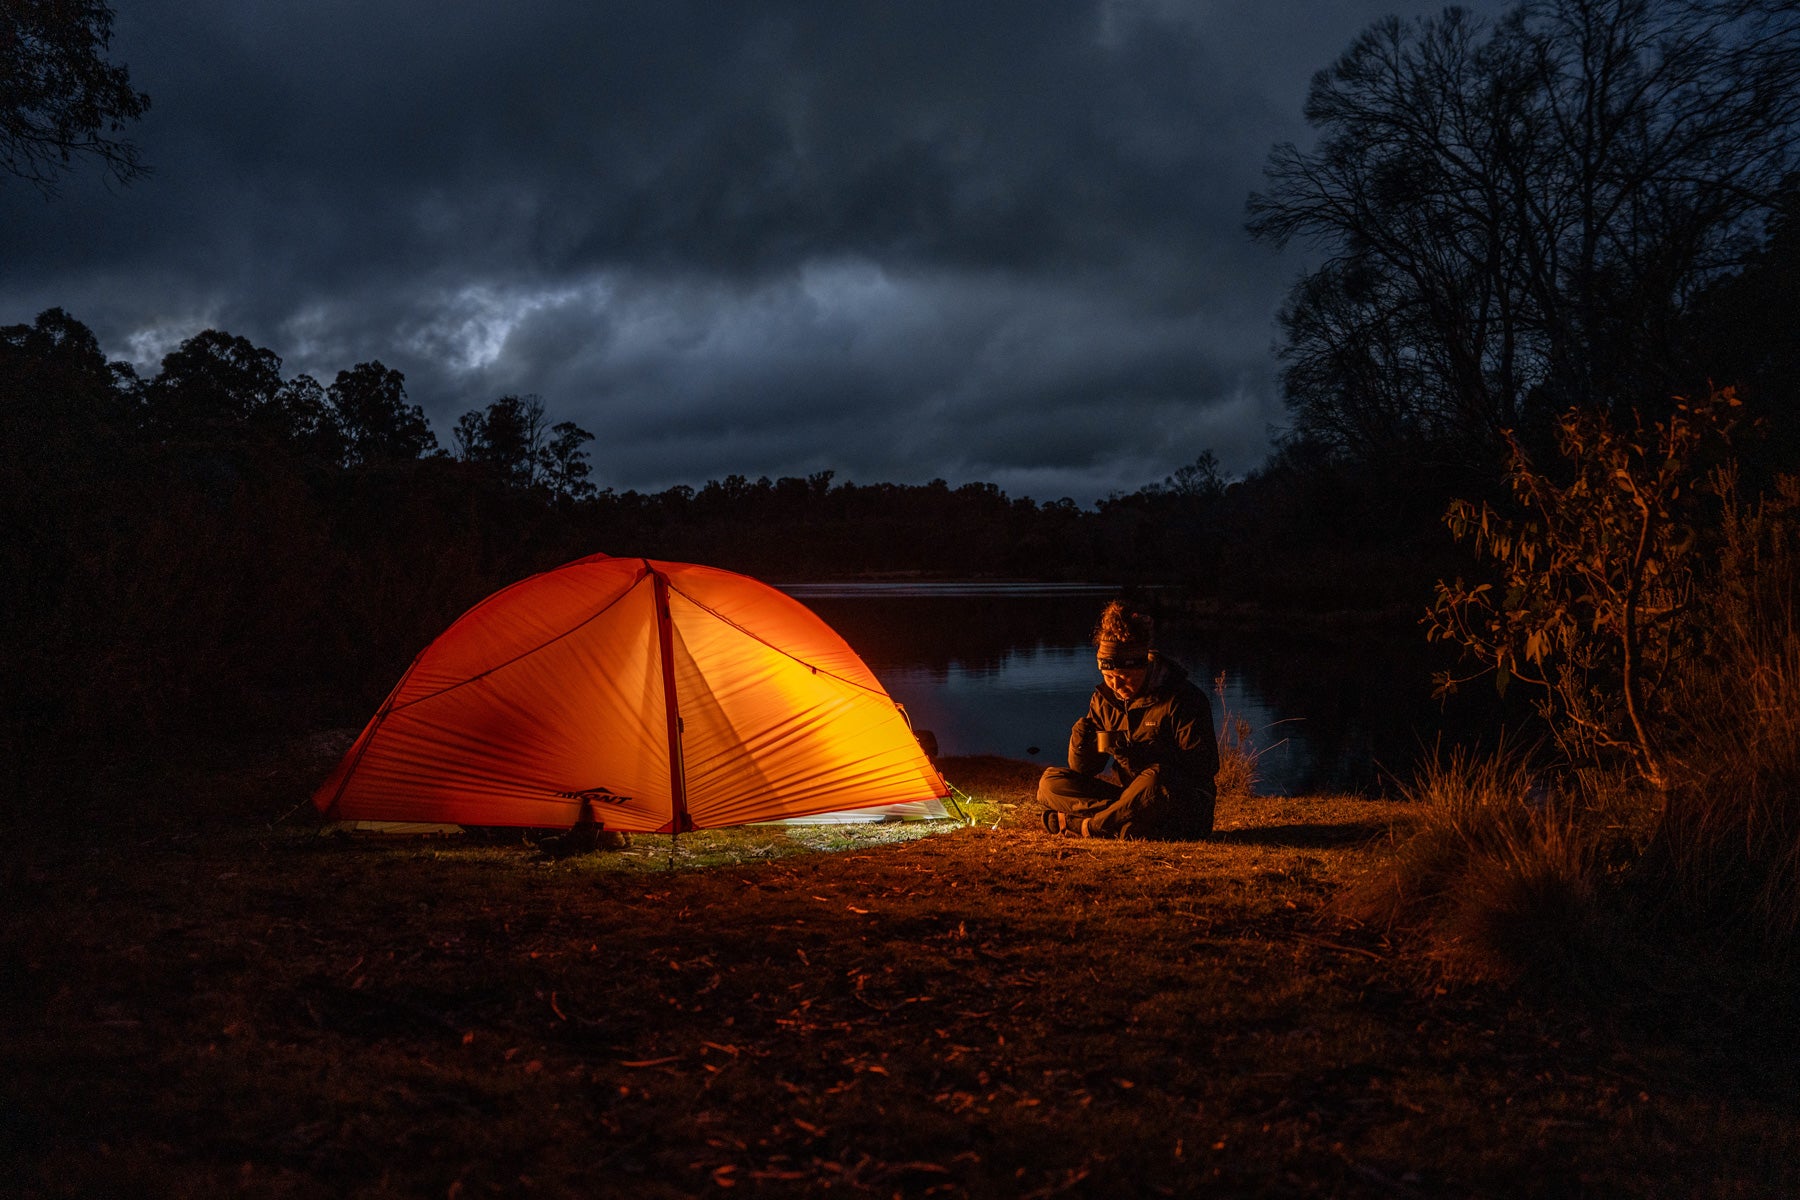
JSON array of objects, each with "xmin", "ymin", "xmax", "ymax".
[
  {"xmin": 142, "ymin": 329, "xmax": 286, "ymax": 442},
  {"xmin": 327, "ymin": 360, "xmax": 438, "ymax": 465},
  {"xmin": 0, "ymin": 306, "xmax": 128, "ymax": 425},
  {"xmin": 454, "ymin": 393, "xmax": 548, "ymax": 487},
  {"xmin": 1685, "ymin": 187, "xmax": 1800, "ymax": 479},
  {"xmin": 540, "ymin": 420, "xmax": 596, "ymax": 500},
  {"xmin": 1158, "ymin": 451, "xmax": 1226, "ymax": 501},
  {"xmin": 1248, "ymin": 0, "xmax": 1800, "ymax": 472},
  {"xmin": 1, "ymin": 0, "xmax": 150, "ymax": 191},
  {"xmin": 263, "ymin": 373, "xmax": 347, "ymax": 459},
  {"xmin": 1261, "ymin": 258, "xmax": 1444, "ymax": 465}
]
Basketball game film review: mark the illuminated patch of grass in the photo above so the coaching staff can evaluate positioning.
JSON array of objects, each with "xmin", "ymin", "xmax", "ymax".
[{"xmin": 318, "ymin": 814, "xmax": 959, "ymax": 875}]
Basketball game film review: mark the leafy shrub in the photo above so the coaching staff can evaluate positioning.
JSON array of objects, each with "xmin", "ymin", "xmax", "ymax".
[
  {"xmin": 1429, "ymin": 390, "xmax": 1743, "ymax": 789},
  {"xmin": 1424, "ymin": 386, "xmax": 1800, "ymax": 952}
]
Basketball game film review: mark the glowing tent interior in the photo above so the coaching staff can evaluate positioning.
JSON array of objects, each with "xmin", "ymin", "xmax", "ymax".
[{"xmin": 314, "ymin": 555, "xmax": 950, "ymax": 832}]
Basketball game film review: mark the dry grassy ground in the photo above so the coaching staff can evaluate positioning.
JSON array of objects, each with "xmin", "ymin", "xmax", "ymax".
[{"xmin": 3, "ymin": 749, "xmax": 1796, "ymax": 1198}]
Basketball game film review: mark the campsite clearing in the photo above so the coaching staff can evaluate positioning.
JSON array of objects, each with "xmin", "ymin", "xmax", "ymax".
[{"xmin": 3, "ymin": 751, "xmax": 1796, "ymax": 1198}]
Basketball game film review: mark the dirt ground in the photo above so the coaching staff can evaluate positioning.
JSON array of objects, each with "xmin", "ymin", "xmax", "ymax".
[{"xmin": 2, "ymin": 749, "xmax": 1796, "ymax": 1198}]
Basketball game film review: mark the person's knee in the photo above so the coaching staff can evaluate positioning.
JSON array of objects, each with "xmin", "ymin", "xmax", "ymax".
[
  {"xmin": 1136, "ymin": 763, "xmax": 1208, "ymax": 800},
  {"xmin": 1122, "ymin": 763, "xmax": 1171, "ymax": 800},
  {"xmin": 1036, "ymin": 767, "xmax": 1071, "ymax": 805}
]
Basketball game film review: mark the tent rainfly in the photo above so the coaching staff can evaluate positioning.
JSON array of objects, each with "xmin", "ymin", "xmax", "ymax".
[{"xmin": 315, "ymin": 555, "xmax": 950, "ymax": 832}]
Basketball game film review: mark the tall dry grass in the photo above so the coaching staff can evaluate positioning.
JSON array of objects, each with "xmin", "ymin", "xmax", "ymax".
[
  {"xmin": 1658, "ymin": 474, "xmax": 1800, "ymax": 945},
  {"xmin": 1213, "ymin": 672, "xmax": 1260, "ymax": 804},
  {"xmin": 1337, "ymin": 746, "xmax": 1640, "ymax": 984}
]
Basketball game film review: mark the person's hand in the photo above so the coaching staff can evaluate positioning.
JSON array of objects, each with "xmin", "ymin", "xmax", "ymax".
[{"xmin": 1114, "ymin": 735, "xmax": 1151, "ymax": 774}]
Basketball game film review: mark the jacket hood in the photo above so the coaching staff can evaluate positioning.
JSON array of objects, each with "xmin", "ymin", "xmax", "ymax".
[{"xmin": 1149, "ymin": 652, "xmax": 1191, "ymax": 689}]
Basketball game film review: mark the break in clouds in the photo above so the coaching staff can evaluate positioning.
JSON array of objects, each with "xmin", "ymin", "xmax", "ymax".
[{"xmin": 0, "ymin": 0, "xmax": 1508, "ymax": 503}]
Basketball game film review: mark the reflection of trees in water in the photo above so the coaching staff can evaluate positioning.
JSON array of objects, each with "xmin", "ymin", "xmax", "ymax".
[
  {"xmin": 1179, "ymin": 622, "xmax": 1527, "ymax": 794},
  {"xmin": 802, "ymin": 593, "xmax": 1532, "ymax": 796},
  {"xmin": 801, "ymin": 594, "xmax": 1105, "ymax": 677}
]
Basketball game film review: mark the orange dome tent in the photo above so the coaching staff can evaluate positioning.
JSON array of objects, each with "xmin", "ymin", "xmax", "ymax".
[{"xmin": 314, "ymin": 555, "xmax": 949, "ymax": 832}]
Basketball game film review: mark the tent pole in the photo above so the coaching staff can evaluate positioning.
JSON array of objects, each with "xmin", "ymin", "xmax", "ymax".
[{"xmin": 652, "ymin": 567, "xmax": 691, "ymax": 837}]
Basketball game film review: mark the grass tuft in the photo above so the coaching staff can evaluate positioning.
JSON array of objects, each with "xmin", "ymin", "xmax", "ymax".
[
  {"xmin": 1338, "ymin": 746, "xmax": 1630, "ymax": 986},
  {"xmin": 1440, "ymin": 802, "xmax": 1606, "ymax": 986},
  {"xmin": 1213, "ymin": 672, "xmax": 1261, "ymax": 803}
]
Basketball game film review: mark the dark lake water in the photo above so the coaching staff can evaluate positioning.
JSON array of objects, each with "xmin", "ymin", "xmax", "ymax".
[{"xmin": 781, "ymin": 582, "xmax": 1500, "ymax": 797}]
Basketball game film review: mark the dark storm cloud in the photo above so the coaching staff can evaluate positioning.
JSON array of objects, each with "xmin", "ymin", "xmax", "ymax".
[{"xmin": 0, "ymin": 0, "xmax": 1508, "ymax": 502}]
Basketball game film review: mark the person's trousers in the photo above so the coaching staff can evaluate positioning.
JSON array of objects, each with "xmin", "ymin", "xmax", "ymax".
[{"xmin": 1036, "ymin": 763, "xmax": 1215, "ymax": 840}]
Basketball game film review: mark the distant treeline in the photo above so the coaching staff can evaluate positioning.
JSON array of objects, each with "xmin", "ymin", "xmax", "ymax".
[{"xmin": 0, "ymin": 306, "xmax": 1457, "ymax": 793}]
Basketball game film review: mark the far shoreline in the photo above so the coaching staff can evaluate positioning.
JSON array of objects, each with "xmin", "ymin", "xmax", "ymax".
[{"xmin": 771, "ymin": 572, "xmax": 1429, "ymax": 634}]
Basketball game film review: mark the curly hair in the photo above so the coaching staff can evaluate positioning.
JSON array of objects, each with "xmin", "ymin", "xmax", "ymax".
[{"xmin": 1092, "ymin": 600, "xmax": 1153, "ymax": 647}]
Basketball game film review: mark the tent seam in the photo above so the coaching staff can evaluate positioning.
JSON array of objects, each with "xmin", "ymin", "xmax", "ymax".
[
  {"xmin": 662, "ymin": 577, "xmax": 894, "ymax": 701},
  {"xmin": 386, "ymin": 563, "xmax": 649, "ymax": 713}
]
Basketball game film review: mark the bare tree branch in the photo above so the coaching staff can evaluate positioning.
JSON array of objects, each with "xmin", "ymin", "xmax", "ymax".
[
  {"xmin": 0, "ymin": 0, "xmax": 150, "ymax": 193},
  {"xmin": 1247, "ymin": 0, "xmax": 1800, "ymax": 469}
]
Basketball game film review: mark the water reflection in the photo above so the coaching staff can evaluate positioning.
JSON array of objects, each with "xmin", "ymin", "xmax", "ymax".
[{"xmin": 783, "ymin": 582, "xmax": 1495, "ymax": 796}]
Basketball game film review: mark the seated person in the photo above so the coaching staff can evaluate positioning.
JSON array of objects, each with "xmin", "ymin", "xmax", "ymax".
[{"xmin": 1037, "ymin": 601, "xmax": 1219, "ymax": 839}]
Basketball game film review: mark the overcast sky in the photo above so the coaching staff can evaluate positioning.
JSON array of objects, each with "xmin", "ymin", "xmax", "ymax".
[{"xmin": 2, "ymin": 0, "xmax": 1508, "ymax": 504}]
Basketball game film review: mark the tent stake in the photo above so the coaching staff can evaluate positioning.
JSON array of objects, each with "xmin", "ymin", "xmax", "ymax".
[{"xmin": 942, "ymin": 781, "xmax": 974, "ymax": 826}]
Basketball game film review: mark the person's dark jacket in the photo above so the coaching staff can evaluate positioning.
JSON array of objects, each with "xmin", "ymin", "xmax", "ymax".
[{"xmin": 1068, "ymin": 654, "xmax": 1219, "ymax": 802}]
